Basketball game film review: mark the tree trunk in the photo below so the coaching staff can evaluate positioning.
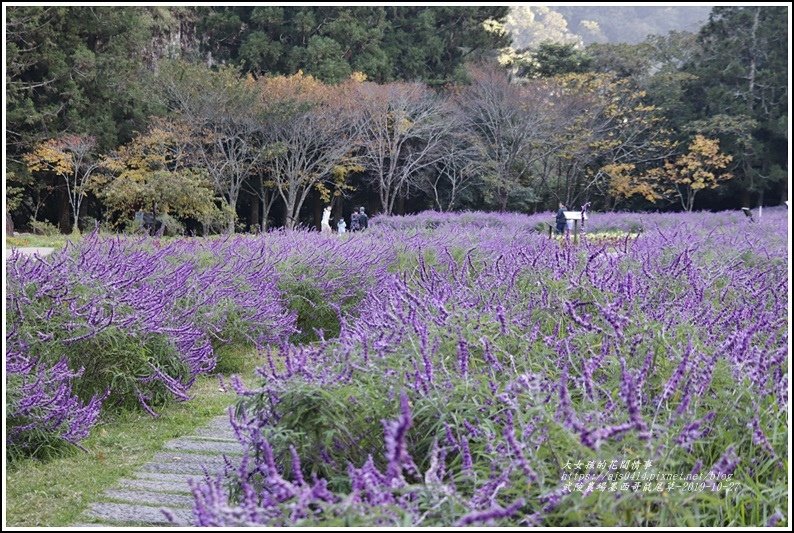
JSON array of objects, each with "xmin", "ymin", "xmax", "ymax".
[
  {"xmin": 80, "ymin": 198, "xmax": 89, "ymax": 219},
  {"xmin": 334, "ymin": 198, "xmax": 344, "ymax": 223},
  {"xmin": 228, "ymin": 192, "xmax": 238, "ymax": 233},
  {"xmin": 71, "ymin": 198, "xmax": 81, "ymax": 234},
  {"xmin": 313, "ymin": 193, "xmax": 323, "ymax": 231},
  {"xmin": 499, "ymin": 191, "xmax": 508, "ymax": 212},
  {"xmin": 380, "ymin": 188, "xmax": 391, "ymax": 216},
  {"xmin": 687, "ymin": 190, "xmax": 697, "ymax": 212},
  {"xmin": 261, "ymin": 190, "xmax": 276, "ymax": 231},
  {"xmin": 747, "ymin": 8, "xmax": 760, "ymax": 115},
  {"xmin": 57, "ymin": 187, "xmax": 70, "ymax": 234},
  {"xmin": 283, "ymin": 207, "xmax": 291, "ymax": 228},
  {"xmin": 250, "ymin": 196, "xmax": 259, "ymax": 232},
  {"xmin": 282, "ymin": 188, "xmax": 300, "ymax": 230},
  {"xmin": 740, "ymin": 189, "xmax": 751, "ymax": 208}
]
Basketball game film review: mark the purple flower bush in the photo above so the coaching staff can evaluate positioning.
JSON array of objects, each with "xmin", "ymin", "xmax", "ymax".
[
  {"xmin": 5, "ymin": 227, "xmax": 401, "ymax": 453},
  {"xmin": 5, "ymin": 207, "xmax": 787, "ymax": 525},
  {"xmin": 191, "ymin": 208, "xmax": 787, "ymax": 526},
  {"xmin": 7, "ymin": 236, "xmax": 287, "ymax": 393},
  {"xmin": 6, "ymin": 345, "xmax": 104, "ymax": 456}
]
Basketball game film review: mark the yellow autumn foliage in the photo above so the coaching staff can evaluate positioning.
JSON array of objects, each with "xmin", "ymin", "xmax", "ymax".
[
  {"xmin": 99, "ymin": 124, "xmax": 221, "ymax": 224},
  {"xmin": 607, "ymin": 135, "xmax": 732, "ymax": 211}
]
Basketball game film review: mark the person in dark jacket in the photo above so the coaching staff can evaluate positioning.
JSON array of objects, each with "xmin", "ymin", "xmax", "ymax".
[
  {"xmin": 358, "ymin": 207, "xmax": 369, "ymax": 230},
  {"xmin": 350, "ymin": 209, "xmax": 360, "ymax": 232},
  {"xmin": 555, "ymin": 203, "xmax": 567, "ymax": 235}
]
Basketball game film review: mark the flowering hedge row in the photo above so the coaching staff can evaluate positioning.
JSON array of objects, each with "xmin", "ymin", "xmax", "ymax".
[
  {"xmin": 5, "ymin": 209, "xmax": 787, "ymax": 526},
  {"xmin": 195, "ymin": 209, "xmax": 787, "ymax": 526},
  {"xmin": 5, "ymin": 231, "xmax": 392, "ymax": 455}
]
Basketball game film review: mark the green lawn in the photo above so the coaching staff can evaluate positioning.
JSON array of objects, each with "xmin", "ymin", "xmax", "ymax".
[
  {"xmin": 5, "ymin": 372, "xmax": 244, "ymax": 527},
  {"xmin": 6, "ymin": 233, "xmax": 76, "ymax": 250}
]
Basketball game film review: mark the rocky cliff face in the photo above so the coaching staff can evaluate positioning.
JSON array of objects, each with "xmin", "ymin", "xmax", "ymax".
[{"xmin": 143, "ymin": 8, "xmax": 201, "ymax": 70}]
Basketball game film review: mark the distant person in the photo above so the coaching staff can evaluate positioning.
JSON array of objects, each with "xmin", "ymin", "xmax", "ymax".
[
  {"xmin": 555, "ymin": 203, "xmax": 567, "ymax": 235},
  {"xmin": 581, "ymin": 201, "xmax": 591, "ymax": 231},
  {"xmin": 337, "ymin": 216, "xmax": 347, "ymax": 234},
  {"xmin": 581, "ymin": 202, "xmax": 591, "ymax": 221},
  {"xmin": 358, "ymin": 207, "xmax": 369, "ymax": 230},
  {"xmin": 350, "ymin": 208, "xmax": 360, "ymax": 232},
  {"xmin": 321, "ymin": 206, "xmax": 332, "ymax": 234}
]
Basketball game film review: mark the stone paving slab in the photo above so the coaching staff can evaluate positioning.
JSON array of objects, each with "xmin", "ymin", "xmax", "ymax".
[
  {"xmin": 190, "ymin": 426, "xmax": 237, "ymax": 440},
  {"xmin": 140, "ymin": 462, "xmax": 222, "ymax": 476},
  {"xmin": 135, "ymin": 472, "xmax": 199, "ymax": 482},
  {"xmin": 150, "ymin": 451, "xmax": 230, "ymax": 465},
  {"xmin": 85, "ymin": 502, "xmax": 192, "ymax": 526},
  {"xmin": 124, "ymin": 479, "xmax": 194, "ymax": 495},
  {"xmin": 164, "ymin": 437, "xmax": 243, "ymax": 455},
  {"xmin": 141, "ymin": 453, "xmax": 229, "ymax": 475},
  {"xmin": 204, "ymin": 415, "xmax": 234, "ymax": 429},
  {"xmin": 77, "ymin": 414, "xmax": 240, "ymax": 525},
  {"xmin": 196, "ymin": 416, "xmax": 236, "ymax": 433},
  {"xmin": 104, "ymin": 489, "xmax": 194, "ymax": 508}
]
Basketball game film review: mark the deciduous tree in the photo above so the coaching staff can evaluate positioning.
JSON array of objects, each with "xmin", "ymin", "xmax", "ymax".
[
  {"xmin": 650, "ymin": 135, "xmax": 733, "ymax": 211},
  {"xmin": 157, "ymin": 61, "xmax": 265, "ymax": 233},
  {"xmin": 454, "ymin": 64, "xmax": 556, "ymax": 211},
  {"xmin": 535, "ymin": 73, "xmax": 675, "ymax": 209},
  {"xmin": 355, "ymin": 81, "xmax": 452, "ymax": 215},
  {"xmin": 418, "ymin": 137, "xmax": 481, "ymax": 212},
  {"xmin": 608, "ymin": 135, "xmax": 733, "ymax": 211},
  {"xmin": 24, "ymin": 135, "xmax": 100, "ymax": 233},
  {"xmin": 98, "ymin": 121, "xmax": 221, "ymax": 227},
  {"xmin": 260, "ymin": 73, "xmax": 358, "ymax": 229}
]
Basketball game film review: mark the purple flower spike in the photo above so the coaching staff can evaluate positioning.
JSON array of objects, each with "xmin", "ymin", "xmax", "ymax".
[{"xmin": 456, "ymin": 497, "xmax": 525, "ymax": 526}]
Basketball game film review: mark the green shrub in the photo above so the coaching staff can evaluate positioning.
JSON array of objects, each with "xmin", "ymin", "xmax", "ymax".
[
  {"xmin": 157, "ymin": 213, "xmax": 185, "ymax": 236},
  {"xmin": 280, "ymin": 278, "xmax": 342, "ymax": 344},
  {"xmin": 121, "ymin": 218, "xmax": 145, "ymax": 235},
  {"xmin": 11, "ymin": 280, "xmax": 191, "ymax": 412},
  {"xmin": 49, "ymin": 327, "xmax": 188, "ymax": 410},
  {"xmin": 29, "ymin": 219, "xmax": 60, "ymax": 236},
  {"xmin": 79, "ymin": 216, "xmax": 100, "ymax": 233},
  {"xmin": 213, "ymin": 344, "xmax": 257, "ymax": 375}
]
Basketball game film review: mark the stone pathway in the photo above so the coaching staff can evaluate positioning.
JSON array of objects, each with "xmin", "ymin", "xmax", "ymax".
[
  {"xmin": 8, "ymin": 246, "xmax": 55, "ymax": 258},
  {"xmin": 74, "ymin": 415, "xmax": 241, "ymax": 527}
]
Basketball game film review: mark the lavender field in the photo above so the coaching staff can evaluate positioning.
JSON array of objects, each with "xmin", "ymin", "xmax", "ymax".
[{"xmin": 6, "ymin": 209, "xmax": 789, "ymax": 527}]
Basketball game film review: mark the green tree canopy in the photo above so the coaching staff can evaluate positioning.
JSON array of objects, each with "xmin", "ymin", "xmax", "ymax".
[{"xmin": 196, "ymin": 6, "xmax": 509, "ymax": 84}]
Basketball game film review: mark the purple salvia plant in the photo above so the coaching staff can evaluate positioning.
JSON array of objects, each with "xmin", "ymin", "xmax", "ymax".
[
  {"xmin": 455, "ymin": 497, "xmax": 525, "ymax": 526},
  {"xmin": 675, "ymin": 412, "xmax": 716, "ymax": 451}
]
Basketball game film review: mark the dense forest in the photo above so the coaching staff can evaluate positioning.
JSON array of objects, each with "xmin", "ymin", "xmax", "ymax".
[{"xmin": 5, "ymin": 6, "xmax": 789, "ymax": 234}]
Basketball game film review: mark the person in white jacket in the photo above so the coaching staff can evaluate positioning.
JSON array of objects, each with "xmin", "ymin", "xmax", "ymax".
[{"xmin": 321, "ymin": 206, "xmax": 332, "ymax": 234}]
